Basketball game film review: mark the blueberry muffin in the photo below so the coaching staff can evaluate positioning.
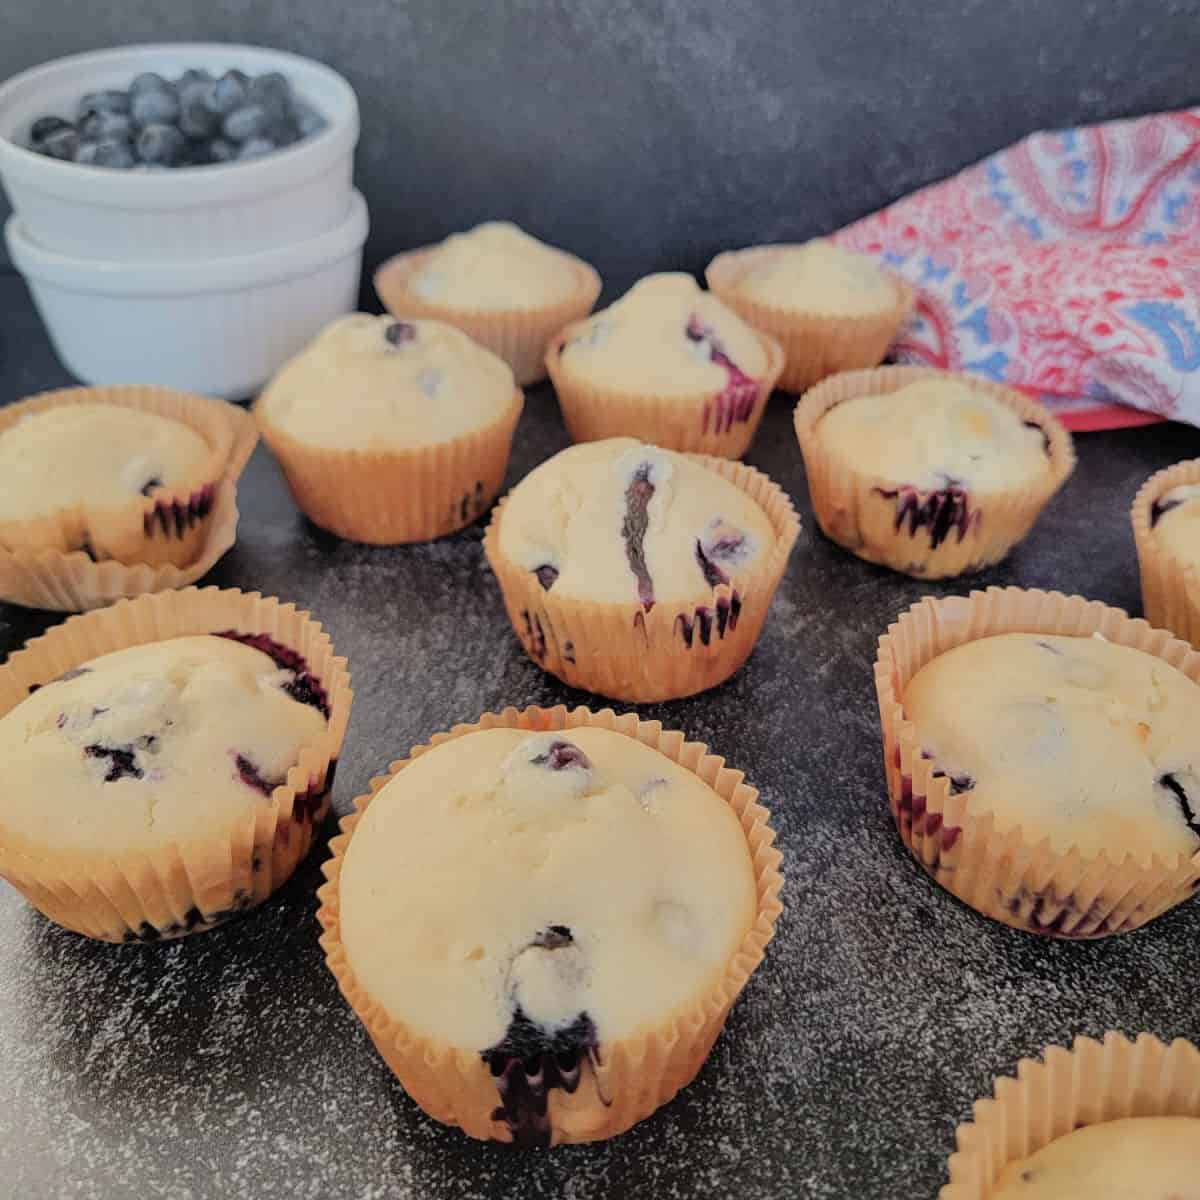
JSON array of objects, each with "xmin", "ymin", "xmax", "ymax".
[
  {"xmin": 0, "ymin": 587, "xmax": 350, "ymax": 942},
  {"xmin": 1133, "ymin": 459, "xmax": 1200, "ymax": 649},
  {"xmin": 546, "ymin": 273, "xmax": 785, "ymax": 458},
  {"xmin": 318, "ymin": 707, "xmax": 782, "ymax": 1145},
  {"xmin": 484, "ymin": 438, "xmax": 799, "ymax": 701},
  {"xmin": 0, "ymin": 386, "xmax": 251, "ymax": 571},
  {"xmin": 255, "ymin": 313, "xmax": 523, "ymax": 544},
  {"xmin": 987, "ymin": 1117, "xmax": 1200, "ymax": 1198},
  {"xmin": 707, "ymin": 240, "xmax": 915, "ymax": 392},
  {"xmin": 796, "ymin": 367, "xmax": 1074, "ymax": 578},
  {"xmin": 942, "ymin": 1033, "xmax": 1200, "ymax": 1200},
  {"xmin": 876, "ymin": 588, "xmax": 1200, "ymax": 939},
  {"xmin": 375, "ymin": 222, "xmax": 602, "ymax": 385}
]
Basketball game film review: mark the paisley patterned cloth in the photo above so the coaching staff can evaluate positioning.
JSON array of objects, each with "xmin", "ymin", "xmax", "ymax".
[{"xmin": 835, "ymin": 109, "xmax": 1200, "ymax": 430}]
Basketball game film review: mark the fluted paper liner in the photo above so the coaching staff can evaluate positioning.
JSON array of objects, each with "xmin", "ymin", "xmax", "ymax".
[
  {"xmin": 546, "ymin": 324, "xmax": 785, "ymax": 459},
  {"xmin": 875, "ymin": 586, "xmax": 1200, "ymax": 938},
  {"xmin": 256, "ymin": 388, "xmax": 524, "ymax": 545},
  {"xmin": 941, "ymin": 1032, "xmax": 1200, "ymax": 1198},
  {"xmin": 706, "ymin": 245, "xmax": 916, "ymax": 393},
  {"xmin": 316, "ymin": 704, "xmax": 783, "ymax": 1145},
  {"xmin": 1132, "ymin": 457, "xmax": 1200, "ymax": 648},
  {"xmin": 374, "ymin": 245, "xmax": 602, "ymax": 386},
  {"xmin": 0, "ymin": 480, "xmax": 240, "ymax": 612},
  {"xmin": 484, "ymin": 455, "xmax": 800, "ymax": 702},
  {"xmin": 796, "ymin": 366, "xmax": 1075, "ymax": 579},
  {"xmin": 0, "ymin": 587, "xmax": 352, "ymax": 942},
  {"xmin": 0, "ymin": 386, "xmax": 256, "ymax": 571}
]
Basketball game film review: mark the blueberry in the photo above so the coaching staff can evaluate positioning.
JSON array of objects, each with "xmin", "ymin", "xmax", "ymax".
[
  {"xmin": 75, "ymin": 138, "xmax": 135, "ymax": 168},
  {"xmin": 81, "ymin": 111, "xmax": 135, "ymax": 140},
  {"xmin": 530, "ymin": 740, "xmax": 592, "ymax": 771},
  {"xmin": 534, "ymin": 564, "xmax": 559, "ymax": 591},
  {"xmin": 207, "ymin": 70, "xmax": 249, "ymax": 115},
  {"xmin": 78, "ymin": 89, "xmax": 130, "ymax": 122},
  {"xmin": 207, "ymin": 138, "xmax": 237, "ymax": 164},
  {"xmin": 294, "ymin": 102, "xmax": 326, "ymax": 139},
  {"xmin": 251, "ymin": 71, "xmax": 291, "ymax": 101},
  {"xmin": 130, "ymin": 71, "xmax": 171, "ymax": 95},
  {"xmin": 272, "ymin": 118, "xmax": 300, "ymax": 148},
  {"xmin": 237, "ymin": 136, "xmax": 276, "ymax": 160},
  {"xmin": 178, "ymin": 98, "xmax": 219, "ymax": 139},
  {"xmin": 137, "ymin": 123, "xmax": 185, "ymax": 166},
  {"xmin": 384, "ymin": 321, "xmax": 417, "ymax": 346},
  {"xmin": 177, "ymin": 68, "xmax": 213, "ymax": 88},
  {"xmin": 223, "ymin": 104, "xmax": 270, "ymax": 142},
  {"xmin": 131, "ymin": 87, "xmax": 180, "ymax": 127},
  {"xmin": 39, "ymin": 127, "xmax": 79, "ymax": 161},
  {"xmin": 30, "ymin": 115, "xmax": 72, "ymax": 144}
]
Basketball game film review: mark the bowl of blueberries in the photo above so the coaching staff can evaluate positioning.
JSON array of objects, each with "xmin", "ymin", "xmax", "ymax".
[{"xmin": 0, "ymin": 43, "xmax": 367, "ymax": 398}]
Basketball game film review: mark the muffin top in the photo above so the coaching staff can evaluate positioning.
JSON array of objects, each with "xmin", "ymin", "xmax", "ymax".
[
  {"xmin": 558, "ymin": 273, "xmax": 769, "ymax": 396},
  {"xmin": 0, "ymin": 403, "xmax": 210, "ymax": 526},
  {"xmin": 497, "ymin": 438, "xmax": 775, "ymax": 606},
  {"xmin": 817, "ymin": 378, "xmax": 1051, "ymax": 494},
  {"xmin": 408, "ymin": 221, "xmax": 581, "ymax": 312},
  {"xmin": 904, "ymin": 632, "xmax": 1200, "ymax": 861},
  {"xmin": 988, "ymin": 1116, "xmax": 1200, "ymax": 1199},
  {"xmin": 0, "ymin": 634, "xmax": 328, "ymax": 856},
  {"xmin": 257, "ymin": 314, "xmax": 516, "ymax": 451},
  {"xmin": 338, "ymin": 726, "xmax": 757, "ymax": 1053},
  {"xmin": 1152, "ymin": 482, "xmax": 1200, "ymax": 568},
  {"xmin": 734, "ymin": 240, "xmax": 899, "ymax": 316}
]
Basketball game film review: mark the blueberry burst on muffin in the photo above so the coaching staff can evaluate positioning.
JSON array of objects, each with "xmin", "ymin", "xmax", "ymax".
[
  {"xmin": 330, "ymin": 726, "xmax": 763, "ymax": 1144},
  {"xmin": 0, "ymin": 634, "xmax": 331, "ymax": 940}
]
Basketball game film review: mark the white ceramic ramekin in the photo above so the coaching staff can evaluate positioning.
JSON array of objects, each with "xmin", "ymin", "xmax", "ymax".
[
  {"xmin": 5, "ymin": 190, "xmax": 368, "ymax": 400},
  {"xmin": 0, "ymin": 43, "xmax": 359, "ymax": 261}
]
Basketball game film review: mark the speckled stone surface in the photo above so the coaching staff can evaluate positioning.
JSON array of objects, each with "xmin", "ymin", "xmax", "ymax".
[{"xmin": 2, "ymin": 277, "xmax": 1200, "ymax": 1198}]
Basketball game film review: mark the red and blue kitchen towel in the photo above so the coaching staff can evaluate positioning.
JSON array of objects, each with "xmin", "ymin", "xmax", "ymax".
[{"xmin": 834, "ymin": 108, "xmax": 1200, "ymax": 430}]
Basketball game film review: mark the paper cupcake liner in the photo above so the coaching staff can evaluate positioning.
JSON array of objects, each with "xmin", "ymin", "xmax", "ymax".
[
  {"xmin": 875, "ymin": 586, "xmax": 1200, "ymax": 938},
  {"xmin": 317, "ymin": 703, "xmax": 783, "ymax": 1145},
  {"xmin": 256, "ymin": 389, "xmax": 524, "ymax": 545},
  {"xmin": 484, "ymin": 455, "xmax": 800, "ymax": 702},
  {"xmin": 941, "ymin": 1031, "xmax": 1200, "ymax": 1198},
  {"xmin": 0, "ymin": 386, "xmax": 255, "ymax": 570},
  {"xmin": 1132, "ymin": 457, "xmax": 1200, "ymax": 648},
  {"xmin": 0, "ymin": 586, "xmax": 352, "ymax": 942},
  {"xmin": 374, "ymin": 246, "xmax": 602, "ymax": 386},
  {"xmin": 795, "ymin": 366, "xmax": 1075, "ymax": 579},
  {"xmin": 705, "ymin": 246, "xmax": 916, "ymax": 393},
  {"xmin": 545, "ymin": 325, "xmax": 785, "ymax": 459},
  {"xmin": 0, "ymin": 478, "xmax": 240, "ymax": 612}
]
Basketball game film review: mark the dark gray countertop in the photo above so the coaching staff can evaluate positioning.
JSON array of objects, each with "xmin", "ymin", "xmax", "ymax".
[{"xmin": 2, "ymin": 271, "xmax": 1199, "ymax": 1199}]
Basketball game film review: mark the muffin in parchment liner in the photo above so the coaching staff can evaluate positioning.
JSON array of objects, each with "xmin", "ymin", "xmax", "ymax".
[
  {"xmin": 484, "ymin": 453, "xmax": 800, "ymax": 703},
  {"xmin": 546, "ymin": 322, "xmax": 785, "ymax": 459},
  {"xmin": 0, "ymin": 586, "xmax": 352, "ymax": 942},
  {"xmin": 795, "ymin": 366, "xmax": 1074, "ymax": 579},
  {"xmin": 1132, "ymin": 457, "xmax": 1200, "ymax": 648},
  {"xmin": 875, "ymin": 586, "xmax": 1200, "ymax": 938},
  {"xmin": 0, "ymin": 385, "xmax": 256, "ymax": 571},
  {"xmin": 941, "ymin": 1031, "xmax": 1200, "ymax": 1199},
  {"xmin": 316, "ymin": 703, "xmax": 783, "ymax": 1145},
  {"xmin": 706, "ymin": 243, "xmax": 915, "ymax": 393},
  {"xmin": 375, "ymin": 243, "xmax": 601, "ymax": 387}
]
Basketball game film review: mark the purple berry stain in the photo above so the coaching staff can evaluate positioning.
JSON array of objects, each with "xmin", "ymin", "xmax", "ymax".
[
  {"xmin": 621, "ymin": 463, "xmax": 656, "ymax": 611},
  {"xmin": 481, "ymin": 923, "xmax": 599, "ymax": 1148},
  {"xmin": 1159, "ymin": 773, "xmax": 1200, "ymax": 840},
  {"xmin": 530, "ymin": 740, "xmax": 591, "ymax": 771},
  {"xmin": 385, "ymin": 321, "xmax": 417, "ymax": 347},
  {"xmin": 234, "ymin": 753, "xmax": 282, "ymax": 797},
  {"xmin": 686, "ymin": 316, "xmax": 759, "ymax": 435},
  {"xmin": 214, "ymin": 630, "xmax": 330, "ymax": 718},
  {"xmin": 873, "ymin": 484, "xmax": 979, "ymax": 549},
  {"xmin": 1151, "ymin": 495, "xmax": 1187, "ymax": 527},
  {"xmin": 84, "ymin": 744, "xmax": 144, "ymax": 783},
  {"xmin": 534, "ymin": 563, "xmax": 559, "ymax": 591}
]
